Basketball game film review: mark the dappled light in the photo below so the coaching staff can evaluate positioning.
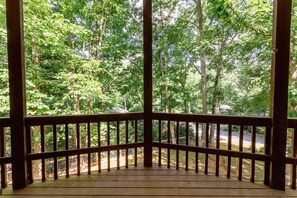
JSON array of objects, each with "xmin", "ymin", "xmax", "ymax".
[{"xmin": 0, "ymin": 0, "xmax": 296, "ymax": 195}]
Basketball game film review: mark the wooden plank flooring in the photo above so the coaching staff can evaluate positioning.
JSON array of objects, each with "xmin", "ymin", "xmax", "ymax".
[{"xmin": 2, "ymin": 166, "xmax": 297, "ymax": 197}]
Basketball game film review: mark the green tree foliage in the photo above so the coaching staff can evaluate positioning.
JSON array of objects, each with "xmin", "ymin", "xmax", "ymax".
[
  {"xmin": 152, "ymin": 0, "xmax": 275, "ymax": 117},
  {"xmin": 0, "ymin": 0, "xmax": 9, "ymax": 117},
  {"xmin": 0, "ymin": 1, "xmax": 297, "ymax": 145},
  {"xmin": 17, "ymin": 0, "xmax": 143, "ymax": 115},
  {"xmin": 1, "ymin": 0, "xmax": 297, "ymax": 174}
]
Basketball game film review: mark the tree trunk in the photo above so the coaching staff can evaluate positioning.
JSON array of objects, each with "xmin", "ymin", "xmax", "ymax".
[
  {"xmin": 156, "ymin": 3, "xmax": 177, "ymax": 144},
  {"xmin": 163, "ymin": 55, "xmax": 177, "ymax": 144},
  {"xmin": 32, "ymin": 36, "xmax": 40, "ymax": 65},
  {"xmin": 289, "ymin": 55, "xmax": 297, "ymax": 111},
  {"xmin": 96, "ymin": 18, "xmax": 107, "ymax": 60},
  {"xmin": 68, "ymin": 33, "xmax": 80, "ymax": 113},
  {"xmin": 200, "ymin": 52, "xmax": 207, "ymax": 116},
  {"xmin": 195, "ymin": 0, "xmax": 208, "ymax": 145},
  {"xmin": 168, "ymin": 107, "xmax": 177, "ymax": 144},
  {"xmin": 87, "ymin": 98, "xmax": 92, "ymax": 114},
  {"xmin": 32, "ymin": 35, "xmax": 42, "ymax": 179},
  {"xmin": 210, "ymin": 36, "xmax": 227, "ymax": 146},
  {"xmin": 210, "ymin": 66, "xmax": 222, "ymax": 146}
]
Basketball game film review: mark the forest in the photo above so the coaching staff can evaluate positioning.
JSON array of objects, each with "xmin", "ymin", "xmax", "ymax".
[
  {"xmin": 0, "ymin": 0, "xmax": 296, "ymax": 118},
  {"xmin": 0, "ymin": 0, "xmax": 297, "ymax": 183}
]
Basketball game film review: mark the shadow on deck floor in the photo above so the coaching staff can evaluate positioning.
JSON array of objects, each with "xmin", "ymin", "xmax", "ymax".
[{"xmin": 2, "ymin": 166, "xmax": 297, "ymax": 198}]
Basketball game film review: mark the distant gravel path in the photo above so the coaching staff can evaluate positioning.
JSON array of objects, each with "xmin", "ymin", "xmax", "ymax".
[{"xmin": 218, "ymin": 130, "xmax": 264, "ymax": 148}]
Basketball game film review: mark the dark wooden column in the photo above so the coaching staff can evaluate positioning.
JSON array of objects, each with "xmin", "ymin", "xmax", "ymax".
[
  {"xmin": 6, "ymin": 0, "xmax": 27, "ymax": 189},
  {"xmin": 270, "ymin": 0, "xmax": 292, "ymax": 191},
  {"xmin": 143, "ymin": 0, "xmax": 152, "ymax": 167}
]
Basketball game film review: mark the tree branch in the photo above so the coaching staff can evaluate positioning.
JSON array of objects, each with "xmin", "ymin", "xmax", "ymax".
[{"xmin": 227, "ymin": 5, "xmax": 272, "ymax": 37}]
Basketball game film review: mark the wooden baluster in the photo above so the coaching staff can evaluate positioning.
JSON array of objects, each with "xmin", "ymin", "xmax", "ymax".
[
  {"xmin": 41, "ymin": 125, "xmax": 46, "ymax": 181},
  {"xmin": 264, "ymin": 126, "xmax": 271, "ymax": 186},
  {"xmin": 251, "ymin": 126, "xmax": 256, "ymax": 183},
  {"xmin": 134, "ymin": 120, "xmax": 138, "ymax": 167},
  {"xmin": 117, "ymin": 121, "xmax": 120, "ymax": 170},
  {"xmin": 98, "ymin": 122, "xmax": 101, "ymax": 173},
  {"xmin": 238, "ymin": 125, "xmax": 244, "ymax": 181},
  {"xmin": 205, "ymin": 123, "xmax": 209, "ymax": 174},
  {"xmin": 176, "ymin": 121, "xmax": 179, "ymax": 170},
  {"xmin": 167, "ymin": 120, "xmax": 170, "ymax": 168},
  {"xmin": 291, "ymin": 128, "xmax": 297, "ymax": 189},
  {"xmin": 185, "ymin": 122, "xmax": 189, "ymax": 171},
  {"xmin": 76, "ymin": 123, "xmax": 80, "ymax": 175},
  {"xmin": 227, "ymin": 124, "xmax": 232, "ymax": 178},
  {"xmin": 158, "ymin": 120, "xmax": 161, "ymax": 167},
  {"xmin": 107, "ymin": 122, "xmax": 110, "ymax": 171},
  {"xmin": 65, "ymin": 124, "xmax": 69, "ymax": 178},
  {"xmin": 125, "ymin": 120, "xmax": 128, "ymax": 168},
  {"xmin": 26, "ymin": 125, "xmax": 33, "ymax": 183},
  {"xmin": 195, "ymin": 122, "xmax": 199, "ymax": 173},
  {"xmin": 87, "ymin": 122, "xmax": 91, "ymax": 174},
  {"xmin": 215, "ymin": 123, "xmax": 220, "ymax": 176},
  {"xmin": 0, "ymin": 127, "xmax": 7, "ymax": 188},
  {"xmin": 53, "ymin": 125, "xmax": 58, "ymax": 180}
]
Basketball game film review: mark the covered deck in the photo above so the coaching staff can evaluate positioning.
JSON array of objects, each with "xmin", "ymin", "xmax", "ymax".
[
  {"xmin": 1, "ymin": 0, "xmax": 297, "ymax": 195},
  {"xmin": 0, "ymin": 112, "xmax": 297, "ymax": 196}
]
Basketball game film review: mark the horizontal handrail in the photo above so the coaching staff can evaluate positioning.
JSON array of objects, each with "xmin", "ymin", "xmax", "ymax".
[
  {"xmin": 25, "ymin": 112, "xmax": 144, "ymax": 126},
  {"xmin": 27, "ymin": 143, "xmax": 144, "ymax": 160},
  {"xmin": 0, "ymin": 157, "xmax": 12, "ymax": 165},
  {"xmin": 4, "ymin": 114, "xmax": 295, "ymax": 127},
  {"xmin": 152, "ymin": 112, "xmax": 272, "ymax": 126},
  {"xmin": 153, "ymin": 142, "xmax": 270, "ymax": 161},
  {"xmin": 288, "ymin": 118, "xmax": 297, "ymax": 128},
  {"xmin": 2, "ymin": 114, "xmax": 294, "ymax": 127},
  {"xmin": 0, "ymin": 118, "xmax": 10, "ymax": 128},
  {"xmin": 286, "ymin": 157, "xmax": 297, "ymax": 165}
]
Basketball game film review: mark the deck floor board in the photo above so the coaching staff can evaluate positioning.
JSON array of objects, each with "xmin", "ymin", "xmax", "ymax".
[{"xmin": 2, "ymin": 166, "xmax": 297, "ymax": 197}]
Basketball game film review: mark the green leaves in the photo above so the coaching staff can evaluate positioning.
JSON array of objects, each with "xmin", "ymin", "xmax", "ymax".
[{"xmin": 0, "ymin": 0, "xmax": 296, "ymax": 118}]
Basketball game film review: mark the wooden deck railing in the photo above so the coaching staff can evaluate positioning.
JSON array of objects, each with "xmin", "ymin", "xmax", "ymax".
[
  {"xmin": 1, "ymin": 114, "xmax": 297, "ymax": 189},
  {"xmin": 25, "ymin": 113, "xmax": 144, "ymax": 183},
  {"xmin": 0, "ymin": 118, "xmax": 12, "ymax": 188},
  {"xmin": 287, "ymin": 118, "xmax": 297, "ymax": 189},
  {"xmin": 152, "ymin": 113, "xmax": 272, "ymax": 185}
]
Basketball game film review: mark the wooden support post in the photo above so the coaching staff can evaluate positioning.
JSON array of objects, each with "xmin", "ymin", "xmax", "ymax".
[
  {"xmin": 6, "ymin": 0, "xmax": 27, "ymax": 189},
  {"xmin": 143, "ymin": 0, "xmax": 152, "ymax": 167},
  {"xmin": 270, "ymin": 0, "xmax": 292, "ymax": 191}
]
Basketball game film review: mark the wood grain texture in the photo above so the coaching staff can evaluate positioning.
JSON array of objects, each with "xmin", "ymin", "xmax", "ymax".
[
  {"xmin": 2, "ymin": 166, "xmax": 297, "ymax": 197},
  {"xmin": 6, "ymin": 0, "xmax": 27, "ymax": 189},
  {"xmin": 270, "ymin": 0, "xmax": 292, "ymax": 190},
  {"xmin": 143, "ymin": 0, "xmax": 153, "ymax": 167}
]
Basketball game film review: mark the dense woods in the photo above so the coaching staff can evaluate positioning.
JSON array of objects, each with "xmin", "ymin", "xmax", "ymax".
[
  {"xmin": 0, "ymin": 1, "xmax": 297, "ymax": 186},
  {"xmin": 0, "ymin": 0, "xmax": 296, "ymax": 118}
]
